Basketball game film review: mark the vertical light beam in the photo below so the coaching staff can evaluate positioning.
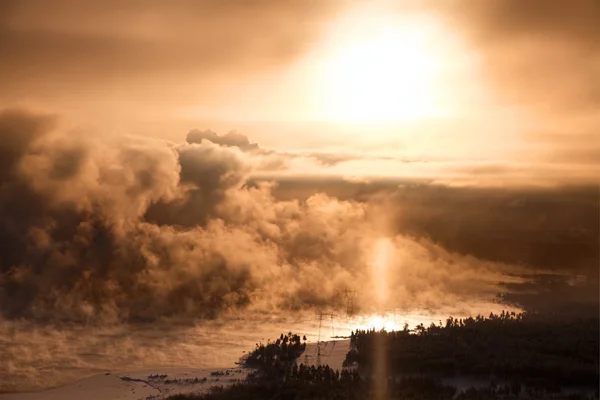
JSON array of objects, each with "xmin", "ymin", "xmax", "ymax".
[
  {"xmin": 371, "ymin": 237, "xmax": 393, "ymax": 400},
  {"xmin": 372, "ymin": 237, "xmax": 392, "ymax": 307}
]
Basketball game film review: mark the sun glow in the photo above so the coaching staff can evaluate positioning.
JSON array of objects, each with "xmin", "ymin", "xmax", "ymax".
[
  {"xmin": 363, "ymin": 314, "xmax": 403, "ymax": 332},
  {"xmin": 314, "ymin": 10, "xmax": 448, "ymax": 124}
]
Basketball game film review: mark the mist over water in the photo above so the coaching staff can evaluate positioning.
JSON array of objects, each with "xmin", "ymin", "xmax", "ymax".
[{"xmin": 1, "ymin": 301, "xmax": 522, "ymax": 393}]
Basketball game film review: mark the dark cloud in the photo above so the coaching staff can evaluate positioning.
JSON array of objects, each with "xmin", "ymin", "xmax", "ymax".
[
  {"xmin": 145, "ymin": 142, "xmax": 248, "ymax": 227},
  {"xmin": 269, "ymin": 177, "xmax": 599, "ymax": 276},
  {"xmin": 270, "ymin": 177, "xmax": 600, "ymax": 313}
]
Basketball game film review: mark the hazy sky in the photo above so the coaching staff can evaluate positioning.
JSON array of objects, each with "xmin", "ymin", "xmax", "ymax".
[{"xmin": 1, "ymin": 0, "xmax": 598, "ymax": 186}]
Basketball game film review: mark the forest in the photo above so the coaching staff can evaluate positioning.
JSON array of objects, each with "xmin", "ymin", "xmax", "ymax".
[
  {"xmin": 170, "ymin": 311, "xmax": 599, "ymax": 399},
  {"xmin": 346, "ymin": 311, "xmax": 599, "ymax": 387}
]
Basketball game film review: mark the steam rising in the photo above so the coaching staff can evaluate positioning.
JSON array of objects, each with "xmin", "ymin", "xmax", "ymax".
[{"xmin": 0, "ymin": 109, "xmax": 521, "ymax": 323}]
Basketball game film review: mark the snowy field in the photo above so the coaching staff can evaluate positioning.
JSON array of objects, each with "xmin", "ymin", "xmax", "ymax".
[{"xmin": 1, "ymin": 340, "xmax": 351, "ymax": 400}]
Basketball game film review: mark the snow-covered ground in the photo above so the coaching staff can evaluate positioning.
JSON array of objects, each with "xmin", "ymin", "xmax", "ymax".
[
  {"xmin": 300, "ymin": 339, "xmax": 350, "ymax": 371},
  {"xmin": 0, "ymin": 367, "xmax": 252, "ymax": 400},
  {"xmin": 0, "ymin": 340, "xmax": 351, "ymax": 400}
]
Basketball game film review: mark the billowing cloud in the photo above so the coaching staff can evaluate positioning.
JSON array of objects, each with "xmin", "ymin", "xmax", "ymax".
[
  {"xmin": 187, "ymin": 129, "xmax": 259, "ymax": 151},
  {"xmin": 0, "ymin": 109, "xmax": 535, "ymax": 323}
]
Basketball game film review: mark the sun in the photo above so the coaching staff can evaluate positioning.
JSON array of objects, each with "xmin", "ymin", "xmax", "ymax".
[
  {"xmin": 353, "ymin": 314, "xmax": 404, "ymax": 332},
  {"xmin": 313, "ymin": 10, "xmax": 446, "ymax": 124}
]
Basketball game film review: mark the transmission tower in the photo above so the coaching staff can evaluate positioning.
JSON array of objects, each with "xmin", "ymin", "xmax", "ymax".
[
  {"xmin": 315, "ymin": 309, "xmax": 337, "ymax": 365},
  {"xmin": 342, "ymin": 288, "xmax": 357, "ymax": 317}
]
